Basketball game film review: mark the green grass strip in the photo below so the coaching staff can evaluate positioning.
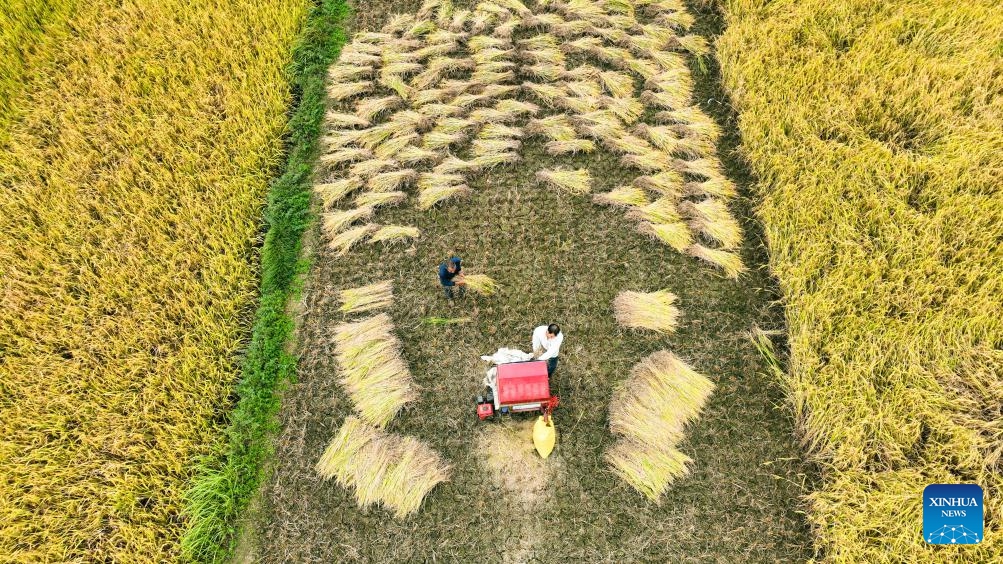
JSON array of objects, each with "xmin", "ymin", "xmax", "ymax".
[{"xmin": 179, "ymin": 1, "xmax": 348, "ymax": 561}]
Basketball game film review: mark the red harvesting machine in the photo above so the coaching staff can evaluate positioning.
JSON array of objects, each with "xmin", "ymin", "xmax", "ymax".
[{"xmin": 476, "ymin": 360, "xmax": 559, "ymax": 420}]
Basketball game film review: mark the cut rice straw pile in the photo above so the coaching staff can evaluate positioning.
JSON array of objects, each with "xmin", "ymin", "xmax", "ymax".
[
  {"xmin": 339, "ymin": 281, "xmax": 393, "ymax": 314},
  {"xmin": 333, "ymin": 313, "xmax": 417, "ymax": 426},
  {"xmin": 536, "ymin": 168, "xmax": 592, "ymax": 195},
  {"xmin": 462, "ymin": 274, "xmax": 499, "ymax": 295},
  {"xmin": 613, "ymin": 290, "xmax": 680, "ymax": 333},
  {"xmin": 316, "ymin": 416, "xmax": 451, "ymax": 518},
  {"xmin": 606, "ymin": 351, "xmax": 715, "ymax": 501},
  {"xmin": 370, "ymin": 225, "xmax": 421, "ymax": 244}
]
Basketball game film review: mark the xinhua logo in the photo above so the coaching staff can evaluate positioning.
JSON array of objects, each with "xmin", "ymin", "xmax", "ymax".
[{"xmin": 923, "ymin": 484, "xmax": 983, "ymax": 544}]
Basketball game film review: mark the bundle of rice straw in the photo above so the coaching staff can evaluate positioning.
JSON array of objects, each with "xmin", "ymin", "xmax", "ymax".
[
  {"xmin": 686, "ymin": 243, "xmax": 746, "ymax": 279},
  {"xmin": 613, "ymin": 289, "xmax": 680, "ymax": 333},
  {"xmin": 355, "ymin": 191, "xmax": 407, "ymax": 209},
  {"xmin": 329, "ymin": 223, "xmax": 378, "ymax": 256},
  {"xmin": 680, "ymin": 198, "xmax": 743, "ymax": 249},
  {"xmin": 418, "ymin": 183, "xmax": 471, "ymax": 210},
  {"xmin": 370, "ymin": 225, "xmax": 421, "ymax": 245},
  {"xmin": 605, "ymin": 351, "xmax": 715, "ymax": 501},
  {"xmin": 593, "ymin": 186, "xmax": 649, "ymax": 208},
  {"xmin": 637, "ymin": 221, "xmax": 693, "ymax": 253},
  {"xmin": 463, "ymin": 274, "xmax": 499, "ymax": 295},
  {"xmin": 316, "ymin": 416, "xmax": 451, "ymax": 517},
  {"xmin": 322, "ymin": 206, "xmax": 374, "ymax": 235},
  {"xmin": 339, "ymin": 281, "xmax": 393, "ymax": 314},
  {"xmin": 536, "ymin": 168, "xmax": 591, "ymax": 195}
]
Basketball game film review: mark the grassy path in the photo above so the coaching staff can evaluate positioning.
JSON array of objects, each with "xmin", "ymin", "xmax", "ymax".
[{"xmin": 235, "ymin": 2, "xmax": 815, "ymax": 561}]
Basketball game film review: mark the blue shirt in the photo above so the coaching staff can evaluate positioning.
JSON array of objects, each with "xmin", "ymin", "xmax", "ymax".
[{"xmin": 438, "ymin": 257, "xmax": 462, "ymax": 286}]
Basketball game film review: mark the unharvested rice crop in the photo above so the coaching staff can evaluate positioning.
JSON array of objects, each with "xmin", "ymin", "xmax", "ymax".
[
  {"xmin": 719, "ymin": 0, "xmax": 1003, "ymax": 560},
  {"xmin": 0, "ymin": 0, "xmax": 309, "ymax": 560},
  {"xmin": 613, "ymin": 290, "xmax": 681, "ymax": 333},
  {"xmin": 316, "ymin": 416, "xmax": 451, "ymax": 517},
  {"xmin": 339, "ymin": 281, "xmax": 394, "ymax": 314},
  {"xmin": 316, "ymin": 0, "xmax": 745, "ymax": 277},
  {"xmin": 606, "ymin": 350, "xmax": 714, "ymax": 501}
]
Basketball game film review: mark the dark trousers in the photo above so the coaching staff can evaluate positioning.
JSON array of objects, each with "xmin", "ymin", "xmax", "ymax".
[
  {"xmin": 546, "ymin": 356, "xmax": 558, "ymax": 377},
  {"xmin": 443, "ymin": 284, "xmax": 465, "ymax": 299}
]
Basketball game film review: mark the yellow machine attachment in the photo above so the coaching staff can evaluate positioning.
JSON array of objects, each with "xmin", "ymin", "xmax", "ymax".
[{"xmin": 533, "ymin": 415, "xmax": 556, "ymax": 458}]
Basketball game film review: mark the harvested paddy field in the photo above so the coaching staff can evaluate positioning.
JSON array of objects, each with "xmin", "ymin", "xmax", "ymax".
[{"xmin": 236, "ymin": 1, "xmax": 814, "ymax": 561}]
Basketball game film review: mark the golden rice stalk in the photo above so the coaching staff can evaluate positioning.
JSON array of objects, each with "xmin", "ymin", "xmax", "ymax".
[
  {"xmin": 373, "ymin": 134, "xmax": 419, "ymax": 160},
  {"xmin": 368, "ymin": 169, "xmax": 416, "ymax": 193},
  {"xmin": 558, "ymin": 0, "xmax": 607, "ymax": 23},
  {"xmin": 481, "ymin": 84, "xmax": 521, "ymax": 98},
  {"xmin": 433, "ymin": 117, "xmax": 477, "ymax": 135},
  {"xmin": 469, "ymin": 107, "xmax": 516, "ymax": 124},
  {"xmin": 635, "ymin": 123, "xmax": 685, "ymax": 152},
  {"xmin": 349, "ymin": 158, "xmax": 399, "ymax": 179},
  {"xmin": 471, "ymin": 152, "xmax": 521, "ymax": 168},
  {"xmin": 389, "ymin": 109, "xmax": 432, "ymax": 130},
  {"xmin": 593, "ymin": 186, "xmax": 650, "ymax": 208},
  {"xmin": 680, "ymin": 199, "xmax": 743, "ymax": 249},
  {"xmin": 383, "ymin": 62, "xmax": 424, "ymax": 78},
  {"xmin": 677, "ymin": 157, "xmax": 723, "ymax": 179},
  {"xmin": 524, "ymin": 63, "xmax": 565, "ymax": 81},
  {"xmin": 475, "ymin": 61, "xmax": 518, "ymax": 74},
  {"xmin": 627, "ymin": 33, "xmax": 665, "ymax": 54},
  {"xmin": 614, "ymin": 290, "xmax": 680, "ymax": 333},
  {"xmin": 382, "ymin": 13, "xmax": 416, "ymax": 33},
  {"xmin": 610, "ymin": 350, "xmax": 715, "ymax": 446},
  {"xmin": 339, "ymin": 51, "xmax": 382, "ymax": 67},
  {"xmin": 435, "ymin": 156, "xmax": 480, "ymax": 174},
  {"xmin": 328, "ymin": 64, "xmax": 374, "ymax": 83},
  {"xmin": 687, "ymin": 244, "xmax": 746, "ymax": 278},
  {"xmin": 316, "ymin": 416, "xmax": 381, "ymax": 482},
  {"xmin": 546, "ymin": 138, "xmax": 596, "ymax": 155},
  {"xmin": 470, "ymin": 70, "xmax": 516, "ymax": 85},
  {"xmin": 340, "ymin": 281, "xmax": 394, "ymax": 314},
  {"xmin": 536, "ymin": 168, "xmax": 591, "ymax": 195},
  {"xmin": 343, "ymin": 358, "xmax": 418, "ymax": 426},
  {"xmin": 561, "ymin": 65, "xmax": 600, "ymax": 81},
  {"xmin": 355, "ymin": 191, "xmax": 407, "ymax": 209},
  {"xmin": 418, "ymin": 172, "xmax": 464, "ymax": 191},
  {"xmin": 622, "ymin": 148, "xmax": 671, "ymax": 172},
  {"xmin": 396, "ymin": 145, "xmax": 441, "ymax": 165},
  {"xmin": 333, "ymin": 313, "xmax": 395, "ymax": 353},
  {"xmin": 330, "ymin": 223, "xmax": 379, "ymax": 255},
  {"xmin": 472, "ymin": 138, "xmax": 521, "ymax": 157},
  {"xmin": 633, "ymin": 170, "xmax": 685, "ymax": 197},
  {"xmin": 494, "ymin": 0, "xmax": 532, "ymax": 16},
  {"xmin": 463, "ymin": 274, "xmax": 499, "ymax": 295},
  {"xmin": 322, "ymin": 129, "xmax": 363, "ymax": 150},
  {"xmin": 472, "ymin": 47, "xmax": 515, "ymax": 64},
  {"xmin": 603, "ymin": 131, "xmax": 652, "ymax": 154},
  {"xmin": 405, "ymin": 19, "xmax": 437, "ymax": 39},
  {"xmin": 356, "ymin": 95, "xmax": 403, "ymax": 121},
  {"xmin": 315, "ymin": 178, "xmax": 363, "ymax": 208},
  {"xmin": 523, "ymin": 12, "xmax": 565, "ymax": 28},
  {"xmin": 325, "ymin": 111, "xmax": 370, "ymax": 129},
  {"xmin": 412, "ymin": 88, "xmax": 452, "ymax": 106},
  {"xmin": 521, "ymin": 48, "xmax": 565, "ymax": 66},
  {"xmin": 370, "ymin": 225, "xmax": 421, "ymax": 244},
  {"xmin": 603, "ymin": 96, "xmax": 645, "ymax": 124},
  {"xmin": 603, "ymin": 0, "xmax": 635, "ymax": 16},
  {"xmin": 355, "ymin": 124, "xmax": 403, "ymax": 150},
  {"xmin": 319, "ymin": 147, "xmax": 373, "ymax": 169},
  {"xmin": 522, "ymin": 81, "xmax": 566, "ymax": 106},
  {"xmin": 684, "ymin": 177, "xmax": 737, "ymax": 199},
  {"xmin": 593, "ymin": 45, "xmax": 634, "ymax": 67},
  {"xmin": 674, "ymin": 34, "xmax": 710, "ymax": 57},
  {"xmin": 468, "ymin": 35, "xmax": 508, "ymax": 51},
  {"xmin": 416, "ymin": 0, "xmax": 443, "ymax": 19},
  {"xmin": 605, "ymin": 441, "xmax": 692, "ymax": 501},
  {"xmin": 625, "ymin": 57, "xmax": 661, "ymax": 80},
  {"xmin": 418, "ymin": 184, "xmax": 471, "ymax": 210},
  {"xmin": 328, "ymin": 81, "xmax": 374, "ymax": 101},
  {"xmin": 476, "ymin": 2, "xmax": 511, "ymax": 18},
  {"xmin": 641, "ymin": 88, "xmax": 689, "ymax": 111},
  {"xmin": 449, "ymin": 8, "xmax": 471, "ymax": 31},
  {"xmin": 564, "ymin": 80, "xmax": 603, "ymax": 99},
  {"xmin": 551, "ymin": 19, "xmax": 593, "ymax": 37},
  {"xmin": 379, "ymin": 74, "xmax": 415, "ymax": 100},
  {"xmin": 627, "ymin": 197, "xmax": 681, "ymax": 225},
  {"xmin": 591, "ymin": 25, "xmax": 630, "ymax": 44},
  {"xmin": 323, "ymin": 206, "xmax": 375, "ymax": 234},
  {"xmin": 422, "ymin": 130, "xmax": 467, "ymax": 150},
  {"xmin": 478, "ymin": 123, "xmax": 524, "ymax": 139},
  {"xmin": 493, "ymin": 18, "xmax": 522, "ymax": 39},
  {"xmin": 637, "ymin": 221, "xmax": 693, "ymax": 252},
  {"xmin": 527, "ymin": 114, "xmax": 577, "ymax": 141},
  {"xmin": 416, "ymin": 102, "xmax": 463, "ymax": 119},
  {"xmin": 495, "ymin": 99, "xmax": 540, "ymax": 116},
  {"xmin": 451, "ymin": 91, "xmax": 492, "ymax": 108},
  {"xmin": 648, "ymin": 50, "xmax": 689, "ymax": 73},
  {"xmin": 517, "ymin": 33, "xmax": 558, "ymax": 50},
  {"xmin": 599, "ymin": 71, "xmax": 636, "ymax": 98},
  {"xmin": 412, "ymin": 41, "xmax": 461, "ymax": 63},
  {"xmin": 556, "ymin": 95, "xmax": 601, "ymax": 114},
  {"xmin": 561, "ymin": 36, "xmax": 603, "ymax": 55}
]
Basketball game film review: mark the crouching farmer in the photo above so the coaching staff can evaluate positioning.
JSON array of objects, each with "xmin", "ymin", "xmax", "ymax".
[
  {"xmin": 532, "ymin": 323, "xmax": 563, "ymax": 377},
  {"xmin": 438, "ymin": 256, "xmax": 466, "ymax": 300}
]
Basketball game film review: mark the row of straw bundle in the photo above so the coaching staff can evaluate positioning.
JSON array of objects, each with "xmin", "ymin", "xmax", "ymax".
[
  {"xmin": 333, "ymin": 313, "xmax": 418, "ymax": 426},
  {"xmin": 339, "ymin": 281, "xmax": 394, "ymax": 314},
  {"xmin": 605, "ymin": 351, "xmax": 715, "ymax": 501},
  {"xmin": 316, "ymin": 416, "xmax": 452, "ymax": 517}
]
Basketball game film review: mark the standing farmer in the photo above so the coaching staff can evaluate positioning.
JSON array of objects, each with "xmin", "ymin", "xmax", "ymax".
[
  {"xmin": 532, "ymin": 323, "xmax": 563, "ymax": 377},
  {"xmin": 438, "ymin": 256, "xmax": 466, "ymax": 300}
]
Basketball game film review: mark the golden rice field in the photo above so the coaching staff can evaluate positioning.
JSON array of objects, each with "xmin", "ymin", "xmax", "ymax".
[
  {"xmin": 0, "ymin": 0, "xmax": 308, "ymax": 559},
  {"xmin": 0, "ymin": 0, "xmax": 73, "ymax": 137},
  {"xmin": 719, "ymin": 0, "xmax": 1003, "ymax": 560}
]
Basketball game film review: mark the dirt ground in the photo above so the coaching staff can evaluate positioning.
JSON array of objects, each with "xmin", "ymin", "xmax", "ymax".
[{"xmin": 235, "ymin": 1, "xmax": 815, "ymax": 562}]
